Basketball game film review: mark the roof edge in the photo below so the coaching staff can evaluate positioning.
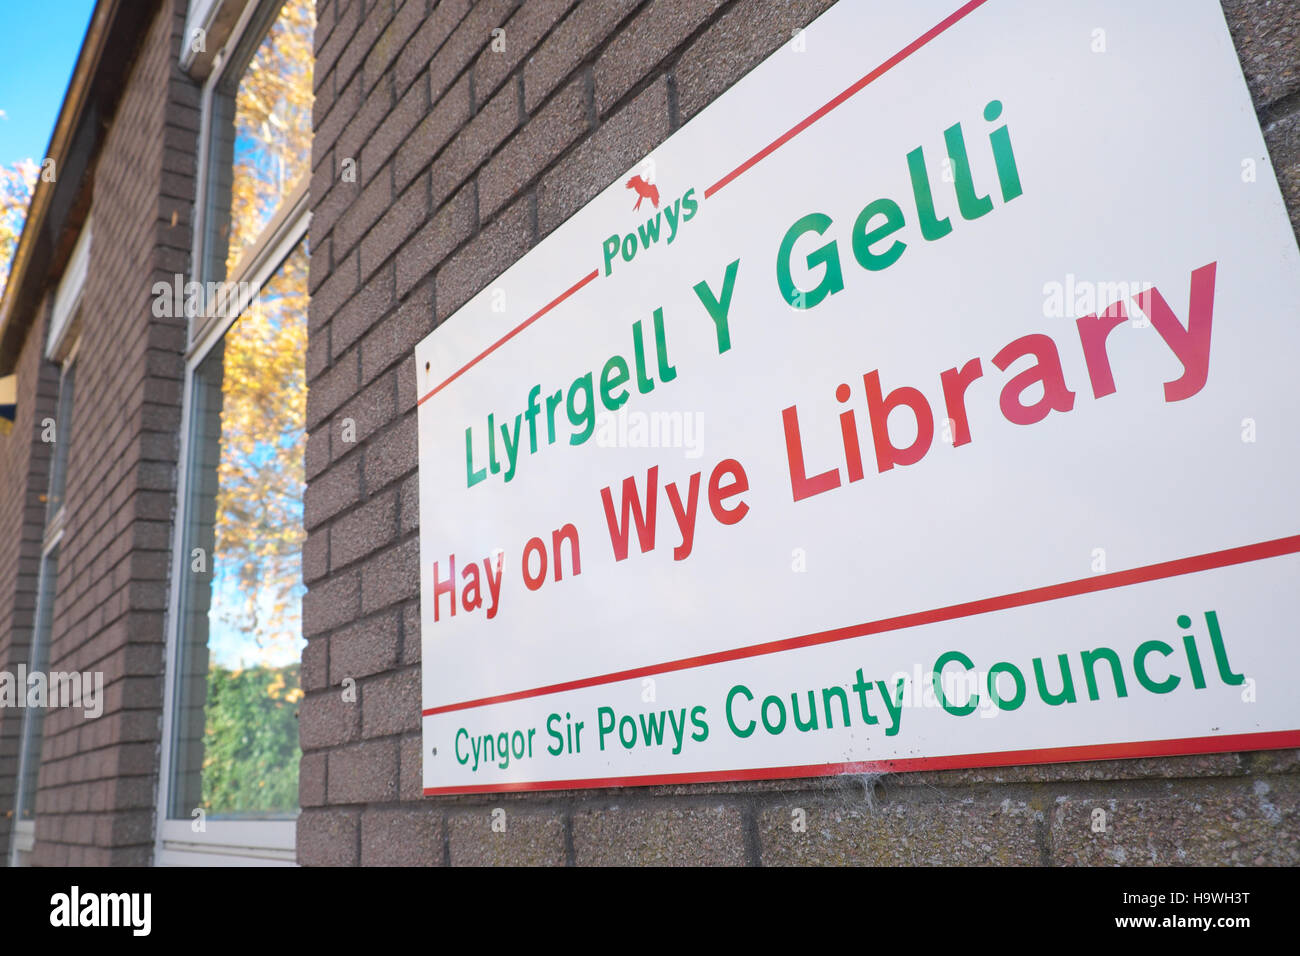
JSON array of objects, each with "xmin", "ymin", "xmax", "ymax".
[{"xmin": 0, "ymin": 0, "xmax": 164, "ymax": 374}]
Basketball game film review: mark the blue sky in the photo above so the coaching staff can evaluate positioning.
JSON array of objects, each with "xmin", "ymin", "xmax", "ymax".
[{"xmin": 0, "ymin": 1, "xmax": 96, "ymax": 168}]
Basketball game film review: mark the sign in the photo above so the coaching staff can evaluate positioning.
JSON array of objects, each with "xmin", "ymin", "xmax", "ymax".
[{"xmin": 414, "ymin": 0, "xmax": 1300, "ymax": 794}]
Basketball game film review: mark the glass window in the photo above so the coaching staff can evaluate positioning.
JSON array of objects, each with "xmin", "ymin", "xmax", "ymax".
[
  {"xmin": 201, "ymin": 0, "xmax": 313, "ymax": 286},
  {"xmin": 14, "ymin": 546, "xmax": 58, "ymax": 824},
  {"xmin": 164, "ymin": 0, "xmax": 313, "ymax": 838},
  {"xmin": 171, "ymin": 239, "xmax": 308, "ymax": 819},
  {"xmin": 11, "ymin": 349, "xmax": 76, "ymax": 865},
  {"xmin": 44, "ymin": 361, "xmax": 74, "ymax": 522}
]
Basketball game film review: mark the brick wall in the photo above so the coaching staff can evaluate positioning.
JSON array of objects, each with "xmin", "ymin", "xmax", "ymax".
[
  {"xmin": 0, "ymin": 305, "xmax": 59, "ymax": 856},
  {"xmin": 22, "ymin": 0, "xmax": 199, "ymax": 867},
  {"xmin": 300, "ymin": 0, "xmax": 1300, "ymax": 865}
]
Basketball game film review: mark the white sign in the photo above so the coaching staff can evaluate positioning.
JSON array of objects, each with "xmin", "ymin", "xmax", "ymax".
[{"xmin": 415, "ymin": 0, "xmax": 1300, "ymax": 794}]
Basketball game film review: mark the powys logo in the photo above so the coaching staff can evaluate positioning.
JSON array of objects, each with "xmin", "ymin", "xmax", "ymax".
[
  {"xmin": 625, "ymin": 174, "xmax": 659, "ymax": 210},
  {"xmin": 50, "ymin": 886, "xmax": 151, "ymax": 936},
  {"xmin": 603, "ymin": 179, "xmax": 700, "ymax": 277}
]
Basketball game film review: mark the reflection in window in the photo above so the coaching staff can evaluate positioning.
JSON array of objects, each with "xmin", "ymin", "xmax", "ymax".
[
  {"xmin": 203, "ymin": 0, "xmax": 314, "ymax": 285},
  {"xmin": 172, "ymin": 240, "xmax": 308, "ymax": 819},
  {"xmin": 44, "ymin": 363, "xmax": 74, "ymax": 522}
]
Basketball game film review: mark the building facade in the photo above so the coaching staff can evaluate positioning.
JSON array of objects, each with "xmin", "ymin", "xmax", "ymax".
[{"xmin": 0, "ymin": 0, "xmax": 1296, "ymax": 866}]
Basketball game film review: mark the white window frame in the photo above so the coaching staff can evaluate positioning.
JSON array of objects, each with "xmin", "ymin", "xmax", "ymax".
[
  {"xmin": 155, "ymin": 0, "xmax": 310, "ymax": 867},
  {"xmin": 8, "ymin": 530, "xmax": 61, "ymax": 868},
  {"xmin": 8, "ymin": 821, "xmax": 35, "ymax": 867},
  {"xmin": 181, "ymin": 0, "xmax": 224, "ymax": 73},
  {"xmin": 46, "ymin": 218, "xmax": 90, "ymax": 362}
]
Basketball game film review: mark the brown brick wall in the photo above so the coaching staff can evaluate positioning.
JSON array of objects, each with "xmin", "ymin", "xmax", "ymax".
[
  {"xmin": 300, "ymin": 0, "xmax": 1300, "ymax": 865},
  {"xmin": 0, "ymin": 305, "xmax": 59, "ymax": 855},
  {"xmin": 13, "ymin": 0, "xmax": 199, "ymax": 867}
]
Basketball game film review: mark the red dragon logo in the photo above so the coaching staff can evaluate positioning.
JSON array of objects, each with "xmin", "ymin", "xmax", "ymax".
[{"xmin": 625, "ymin": 174, "xmax": 660, "ymax": 211}]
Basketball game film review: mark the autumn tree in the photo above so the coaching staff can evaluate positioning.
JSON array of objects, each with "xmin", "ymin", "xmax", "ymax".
[
  {"xmin": 212, "ymin": 245, "xmax": 309, "ymax": 668},
  {"xmin": 210, "ymin": 0, "xmax": 313, "ymax": 668},
  {"xmin": 0, "ymin": 159, "xmax": 39, "ymax": 302},
  {"xmin": 222, "ymin": 0, "xmax": 314, "ymax": 274},
  {"xmin": 189, "ymin": 0, "xmax": 313, "ymax": 814}
]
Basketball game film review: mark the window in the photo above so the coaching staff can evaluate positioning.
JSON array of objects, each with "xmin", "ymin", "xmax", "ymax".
[
  {"xmin": 9, "ymin": 219, "xmax": 86, "ymax": 866},
  {"xmin": 199, "ymin": 0, "xmax": 312, "ymax": 294},
  {"xmin": 157, "ymin": 0, "xmax": 312, "ymax": 865},
  {"xmin": 170, "ymin": 243, "xmax": 308, "ymax": 822},
  {"xmin": 9, "ymin": 545, "xmax": 59, "ymax": 867},
  {"xmin": 44, "ymin": 362, "xmax": 75, "ymax": 523},
  {"xmin": 10, "ymin": 360, "xmax": 75, "ymax": 865}
]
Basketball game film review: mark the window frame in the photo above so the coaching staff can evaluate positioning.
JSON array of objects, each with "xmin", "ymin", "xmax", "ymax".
[
  {"xmin": 46, "ymin": 218, "xmax": 90, "ymax": 363},
  {"xmin": 155, "ymin": 0, "xmax": 311, "ymax": 868},
  {"xmin": 8, "ymin": 535, "xmax": 61, "ymax": 867}
]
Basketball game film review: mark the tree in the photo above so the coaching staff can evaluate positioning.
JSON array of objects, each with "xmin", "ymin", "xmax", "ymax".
[
  {"xmin": 213, "ymin": 242, "xmax": 309, "ymax": 667},
  {"xmin": 202, "ymin": 662, "xmax": 303, "ymax": 813},
  {"xmin": 0, "ymin": 159, "xmax": 39, "ymax": 302},
  {"xmin": 194, "ymin": 0, "xmax": 314, "ymax": 815},
  {"xmin": 223, "ymin": 0, "xmax": 314, "ymax": 276},
  {"xmin": 210, "ymin": 0, "xmax": 314, "ymax": 668}
]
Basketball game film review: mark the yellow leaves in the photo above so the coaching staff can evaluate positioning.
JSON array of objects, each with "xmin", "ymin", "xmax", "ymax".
[
  {"xmin": 198, "ymin": 1, "xmax": 315, "ymax": 671},
  {"xmin": 223, "ymin": 0, "xmax": 315, "ymax": 277},
  {"xmin": 209, "ymin": 240, "xmax": 309, "ymax": 657},
  {"xmin": 265, "ymin": 668, "xmax": 303, "ymax": 704},
  {"xmin": 0, "ymin": 159, "xmax": 39, "ymax": 300}
]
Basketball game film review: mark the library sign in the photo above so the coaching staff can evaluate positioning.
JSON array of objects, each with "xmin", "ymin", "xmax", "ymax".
[{"xmin": 414, "ymin": 0, "xmax": 1300, "ymax": 794}]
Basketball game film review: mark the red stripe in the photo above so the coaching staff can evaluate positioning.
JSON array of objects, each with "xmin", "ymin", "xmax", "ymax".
[
  {"xmin": 416, "ymin": 1, "xmax": 989, "ymax": 395},
  {"xmin": 417, "ymin": 269, "xmax": 600, "ymax": 407},
  {"xmin": 415, "ymin": 2, "xmax": 990, "ymax": 401},
  {"xmin": 704, "ymin": 0, "xmax": 991, "ymax": 199},
  {"xmin": 423, "ymin": 730, "xmax": 1300, "ymax": 795},
  {"xmin": 423, "ymin": 534, "xmax": 1300, "ymax": 717}
]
